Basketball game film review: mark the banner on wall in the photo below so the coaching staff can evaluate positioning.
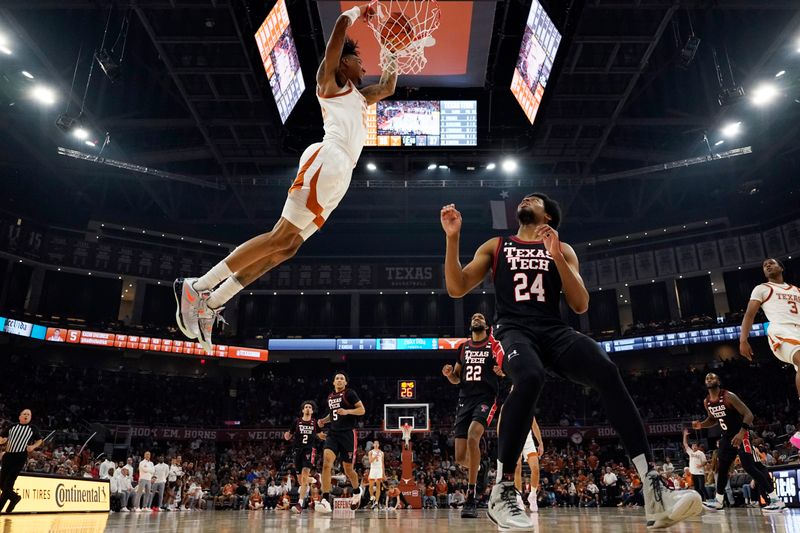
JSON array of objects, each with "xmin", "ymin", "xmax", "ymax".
[
  {"xmin": 615, "ymin": 255, "xmax": 636, "ymax": 282},
  {"xmin": 762, "ymin": 227, "xmax": 786, "ymax": 257},
  {"xmin": 783, "ymin": 220, "xmax": 800, "ymax": 253},
  {"xmin": 654, "ymin": 248, "xmax": 677, "ymax": 276},
  {"xmin": 675, "ymin": 244, "xmax": 699, "ymax": 273},
  {"xmin": 634, "ymin": 251, "xmax": 656, "ymax": 279},
  {"xmin": 696, "ymin": 241, "xmax": 720, "ymax": 270},
  {"xmin": 580, "ymin": 261, "xmax": 597, "ymax": 287},
  {"xmin": 596, "ymin": 258, "xmax": 617, "ymax": 285},
  {"xmin": 718, "ymin": 237, "xmax": 743, "ymax": 266},
  {"xmin": 740, "ymin": 233, "xmax": 765, "ymax": 263}
]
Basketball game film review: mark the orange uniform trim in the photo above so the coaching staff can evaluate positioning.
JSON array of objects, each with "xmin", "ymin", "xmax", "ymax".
[
  {"xmin": 289, "ymin": 146, "xmax": 323, "ymax": 192},
  {"xmin": 305, "ymin": 165, "xmax": 326, "ymax": 229}
]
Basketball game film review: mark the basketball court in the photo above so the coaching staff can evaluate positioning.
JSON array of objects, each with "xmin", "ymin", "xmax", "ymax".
[{"xmin": 2, "ymin": 508, "xmax": 797, "ymax": 533}]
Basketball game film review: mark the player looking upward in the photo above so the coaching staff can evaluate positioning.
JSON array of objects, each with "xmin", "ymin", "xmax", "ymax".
[
  {"xmin": 283, "ymin": 401, "xmax": 325, "ymax": 513},
  {"xmin": 316, "ymin": 372, "xmax": 366, "ymax": 513},
  {"xmin": 739, "ymin": 257, "xmax": 800, "ymax": 449},
  {"xmin": 442, "ymin": 312, "xmax": 500, "ymax": 518},
  {"xmin": 692, "ymin": 373, "xmax": 784, "ymax": 513},
  {"xmin": 175, "ymin": 3, "xmax": 398, "ymax": 353},
  {"xmin": 440, "ymin": 194, "xmax": 702, "ymax": 529}
]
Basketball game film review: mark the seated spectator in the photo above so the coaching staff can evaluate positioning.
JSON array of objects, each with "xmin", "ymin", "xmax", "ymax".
[{"xmin": 248, "ymin": 488, "xmax": 263, "ymax": 510}]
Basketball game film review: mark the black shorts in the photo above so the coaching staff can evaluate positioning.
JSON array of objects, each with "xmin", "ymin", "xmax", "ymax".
[
  {"xmin": 295, "ymin": 447, "xmax": 317, "ymax": 470},
  {"xmin": 324, "ymin": 430, "xmax": 357, "ymax": 465},
  {"xmin": 493, "ymin": 318, "xmax": 585, "ymax": 375},
  {"xmin": 454, "ymin": 395, "xmax": 497, "ymax": 438}
]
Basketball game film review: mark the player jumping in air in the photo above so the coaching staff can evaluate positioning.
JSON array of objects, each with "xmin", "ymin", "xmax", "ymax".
[
  {"xmin": 316, "ymin": 372, "xmax": 366, "ymax": 513},
  {"xmin": 283, "ymin": 401, "xmax": 325, "ymax": 513},
  {"xmin": 440, "ymin": 195, "xmax": 702, "ymax": 529},
  {"xmin": 442, "ymin": 312, "xmax": 500, "ymax": 518},
  {"xmin": 692, "ymin": 373, "xmax": 785, "ymax": 513},
  {"xmin": 739, "ymin": 257, "xmax": 800, "ymax": 449},
  {"xmin": 175, "ymin": 4, "xmax": 397, "ymax": 353}
]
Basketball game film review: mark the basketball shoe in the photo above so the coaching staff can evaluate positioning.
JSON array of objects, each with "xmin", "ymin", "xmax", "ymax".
[
  {"xmin": 528, "ymin": 491, "xmax": 538, "ymax": 513},
  {"xmin": 174, "ymin": 278, "xmax": 206, "ymax": 339},
  {"xmin": 350, "ymin": 488, "xmax": 363, "ymax": 510},
  {"xmin": 790, "ymin": 431, "xmax": 800, "ymax": 450},
  {"xmin": 701, "ymin": 499, "xmax": 723, "ymax": 512},
  {"xmin": 643, "ymin": 471, "xmax": 703, "ymax": 528},
  {"xmin": 197, "ymin": 304, "xmax": 226, "ymax": 355},
  {"xmin": 315, "ymin": 498, "xmax": 332, "ymax": 513},
  {"xmin": 461, "ymin": 493, "xmax": 478, "ymax": 518},
  {"xmin": 762, "ymin": 498, "xmax": 786, "ymax": 513},
  {"xmin": 488, "ymin": 481, "xmax": 533, "ymax": 529}
]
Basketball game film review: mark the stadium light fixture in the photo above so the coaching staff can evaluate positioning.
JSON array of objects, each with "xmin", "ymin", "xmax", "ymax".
[
  {"xmin": 502, "ymin": 159, "xmax": 518, "ymax": 172},
  {"xmin": 0, "ymin": 46, "xmax": 10, "ymax": 56},
  {"xmin": 366, "ymin": 162, "xmax": 377, "ymax": 171},
  {"xmin": 775, "ymin": 70, "xmax": 786, "ymax": 78},
  {"xmin": 751, "ymin": 83, "xmax": 779, "ymax": 106},
  {"xmin": 438, "ymin": 165, "xmax": 448, "ymax": 170},
  {"xmin": 427, "ymin": 163, "xmax": 437, "ymax": 170},
  {"xmin": 21, "ymin": 70, "xmax": 34, "ymax": 79},
  {"xmin": 30, "ymin": 85, "xmax": 57, "ymax": 105},
  {"xmin": 714, "ymin": 140, "xmax": 725, "ymax": 146},
  {"xmin": 85, "ymin": 140, "xmax": 97, "ymax": 147},
  {"xmin": 486, "ymin": 162, "xmax": 496, "ymax": 170},
  {"xmin": 720, "ymin": 121, "xmax": 742, "ymax": 138},
  {"xmin": 73, "ymin": 127, "xmax": 89, "ymax": 140}
]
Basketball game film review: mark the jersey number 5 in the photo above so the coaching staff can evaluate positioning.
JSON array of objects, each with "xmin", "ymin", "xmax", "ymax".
[{"xmin": 514, "ymin": 273, "xmax": 546, "ymax": 302}]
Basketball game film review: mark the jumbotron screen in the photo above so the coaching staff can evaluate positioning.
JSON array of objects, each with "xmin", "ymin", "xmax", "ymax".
[
  {"xmin": 254, "ymin": 0, "xmax": 305, "ymax": 123},
  {"xmin": 510, "ymin": 0, "xmax": 561, "ymax": 124},
  {"xmin": 365, "ymin": 100, "xmax": 477, "ymax": 147}
]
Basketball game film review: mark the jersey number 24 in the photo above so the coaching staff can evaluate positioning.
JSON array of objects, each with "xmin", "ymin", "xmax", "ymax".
[{"xmin": 514, "ymin": 273, "xmax": 546, "ymax": 302}]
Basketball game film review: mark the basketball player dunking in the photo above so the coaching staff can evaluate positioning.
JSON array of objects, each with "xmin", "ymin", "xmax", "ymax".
[
  {"xmin": 174, "ymin": 4, "xmax": 398, "ymax": 353},
  {"xmin": 442, "ymin": 312, "xmax": 500, "ymax": 518},
  {"xmin": 440, "ymin": 195, "xmax": 702, "ymax": 529},
  {"xmin": 316, "ymin": 372, "xmax": 366, "ymax": 513},
  {"xmin": 692, "ymin": 373, "xmax": 785, "ymax": 513},
  {"xmin": 739, "ymin": 258, "xmax": 800, "ymax": 449},
  {"xmin": 283, "ymin": 401, "xmax": 325, "ymax": 513}
]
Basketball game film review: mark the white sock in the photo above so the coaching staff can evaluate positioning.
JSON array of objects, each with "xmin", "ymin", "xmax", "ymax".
[
  {"xmin": 194, "ymin": 261, "xmax": 233, "ymax": 291},
  {"xmin": 715, "ymin": 493, "xmax": 724, "ymax": 504},
  {"xmin": 496, "ymin": 460, "xmax": 503, "ymax": 483},
  {"xmin": 206, "ymin": 277, "xmax": 243, "ymax": 309},
  {"xmin": 632, "ymin": 454, "xmax": 649, "ymax": 480}
]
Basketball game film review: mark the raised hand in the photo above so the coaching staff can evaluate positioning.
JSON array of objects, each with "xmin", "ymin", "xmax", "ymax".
[
  {"xmin": 440, "ymin": 204, "xmax": 462, "ymax": 237},
  {"xmin": 532, "ymin": 224, "xmax": 561, "ymax": 257}
]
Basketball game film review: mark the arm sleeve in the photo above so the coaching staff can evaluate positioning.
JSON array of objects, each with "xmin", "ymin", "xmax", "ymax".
[
  {"xmin": 749, "ymin": 284, "xmax": 770, "ymax": 302},
  {"xmin": 346, "ymin": 389, "xmax": 361, "ymax": 405}
]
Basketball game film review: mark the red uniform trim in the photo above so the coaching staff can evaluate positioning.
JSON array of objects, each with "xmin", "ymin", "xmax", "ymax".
[
  {"xmin": 510, "ymin": 236, "xmax": 543, "ymax": 244},
  {"xmin": 491, "ymin": 237, "xmax": 502, "ymax": 281},
  {"xmin": 490, "ymin": 332, "xmax": 505, "ymax": 369},
  {"xmin": 351, "ymin": 430, "xmax": 357, "ymax": 466},
  {"xmin": 486, "ymin": 402, "xmax": 498, "ymax": 426},
  {"xmin": 289, "ymin": 146, "xmax": 323, "ymax": 192}
]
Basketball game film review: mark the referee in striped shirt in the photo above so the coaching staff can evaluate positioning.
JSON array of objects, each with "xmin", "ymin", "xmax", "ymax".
[{"xmin": 0, "ymin": 409, "xmax": 43, "ymax": 513}]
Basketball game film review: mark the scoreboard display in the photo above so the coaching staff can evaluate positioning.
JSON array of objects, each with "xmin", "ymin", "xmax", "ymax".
[
  {"xmin": 770, "ymin": 465, "xmax": 800, "ymax": 507},
  {"xmin": 398, "ymin": 380, "xmax": 417, "ymax": 400},
  {"xmin": 366, "ymin": 100, "xmax": 477, "ymax": 147}
]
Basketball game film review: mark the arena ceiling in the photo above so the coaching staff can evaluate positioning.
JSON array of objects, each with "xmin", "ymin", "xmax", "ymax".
[{"xmin": 0, "ymin": 0, "xmax": 799, "ymax": 254}]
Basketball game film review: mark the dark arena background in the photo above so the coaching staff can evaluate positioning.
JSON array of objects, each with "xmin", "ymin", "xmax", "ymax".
[{"xmin": 1, "ymin": 0, "xmax": 800, "ymax": 531}]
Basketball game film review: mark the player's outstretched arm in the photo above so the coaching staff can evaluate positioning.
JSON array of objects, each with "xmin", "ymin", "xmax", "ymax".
[
  {"xmin": 440, "ymin": 204, "xmax": 497, "ymax": 298},
  {"xmin": 739, "ymin": 299, "xmax": 761, "ymax": 361},
  {"xmin": 317, "ymin": 4, "xmax": 373, "ymax": 95},
  {"xmin": 361, "ymin": 55, "xmax": 398, "ymax": 105}
]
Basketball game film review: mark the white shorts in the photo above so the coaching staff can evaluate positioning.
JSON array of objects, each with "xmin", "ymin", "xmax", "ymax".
[
  {"xmin": 767, "ymin": 323, "xmax": 800, "ymax": 370},
  {"xmin": 281, "ymin": 142, "xmax": 353, "ymax": 241},
  {"xmin": 368, "ymin": 466, "xmax": 383, "ymax": 480},
  {"xmin": 521, "ymin": 431, "xmax": 537, "ymax": 459}
]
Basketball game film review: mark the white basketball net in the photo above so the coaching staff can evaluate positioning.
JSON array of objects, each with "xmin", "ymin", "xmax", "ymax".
[
  {"xmin": 367, "ymin": 0, "xmax": 441, "ymax": 75},
  {"xmin": 400, "ymin": 423, "xmax": 413, "ymax": 446}
]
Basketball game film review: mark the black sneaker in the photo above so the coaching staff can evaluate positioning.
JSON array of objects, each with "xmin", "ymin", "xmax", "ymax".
[
  {"xmin": 5, "ymin": 493, "xmax": 21, "ymax": 514},
  {"xmin": 461, "ymin": 496, "xmax": 478, "ymax": 518}
]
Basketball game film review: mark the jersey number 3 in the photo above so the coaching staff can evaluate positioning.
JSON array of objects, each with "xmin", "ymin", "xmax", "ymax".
[{"xmin": 514, "ymin": 273, "xmax": 546, "ymax": 302}]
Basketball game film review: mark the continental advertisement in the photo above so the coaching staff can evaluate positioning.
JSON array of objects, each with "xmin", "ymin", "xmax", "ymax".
[{"xmin": 10, "ymin": 473, "xmax": 109, "ymax": 513}]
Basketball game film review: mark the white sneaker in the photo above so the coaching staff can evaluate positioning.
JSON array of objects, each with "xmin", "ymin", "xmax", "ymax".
[
  {"xmin": 643, "ymin": 471, "xmax": 703, "ymax": 529},
  {"xmin": 762, "ymin": 498, "xmax": 786, "ymax": 513},
  {"xmin": 488, "ymin": 481, "xmax": 534, "ymax": 530},
  {"xmin": 197, "ymin": 303, "xmax": 225, "ymax": 355},
  {"xmin": 528, "ymin": 491, "xmax": 538, "ymax": 513},
  {"xmin": 351, "ymin": 489, "xmax": 363, "ymax": 510},
  {"xmin": 315, "ymin": 498, "xmax": 332, "ymax": 514},
  {"xmin": 174, "ymin": 278, "xmax": 204, "ymax": 339},
  {"xmin": 702, "ymin": 499, "xmax": 724, "ymax": 512},
  {"xmin": 121, "ymin": 507, "xmax": 129, "ymax": 512}
]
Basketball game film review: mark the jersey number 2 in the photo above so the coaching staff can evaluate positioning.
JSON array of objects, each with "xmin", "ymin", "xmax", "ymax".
[
  {"xmin": 302, "ymin": 434, "xmax": 309, "ymax": 445},
  {"xmin": 514, "ymin": 273, "xmax": 545, "ymax": 302},
  {"xmin": 465, "ymin": 365, "xmax": 482, "ymax": 382}
]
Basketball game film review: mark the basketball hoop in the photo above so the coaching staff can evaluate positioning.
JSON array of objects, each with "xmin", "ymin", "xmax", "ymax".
[
  {"xmin": 367, "ymin": 0, "xmax": 441, "ymax": 75},
  {"xmin": 400, "ymin": 423, "xmax": 413, "ymax": 448}
]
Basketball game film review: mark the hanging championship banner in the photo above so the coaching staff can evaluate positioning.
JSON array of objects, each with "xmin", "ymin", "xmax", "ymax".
[
  {"xmin": 739, "ymin": 233, "xmax": 765, "ymax": 263},
  {"xmin": 718, "ymin": 237, "xmax": 743, "ymax": 266},
  {"xmin": 696, "ymin": 241, "xmax": 720, "ymax": 270},
  {"xmin": 675, "ymin": 244, "xmax": 699, "ymax": 273},
  {"xmin": 634, "ymin": 251, "xmax": 656, "ymax": 280},
  {"xmin": 654, "ymin": 248, "xmax": 677, "ymax": 276},
  {"xmin": 615, "ymin": 255, "xmax": 636, "ymax": 282},
  {"xmin": 762, "ymin": 227, "xmax": 786, "ymax": 257}
]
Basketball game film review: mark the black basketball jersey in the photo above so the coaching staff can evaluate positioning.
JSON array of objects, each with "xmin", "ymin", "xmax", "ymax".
[
  {"xmin": 704, "ymin": 389, "xmax": 744, "ymax": 437},
  {"xmin": 292, "ymin": 417, "xmax": 317, "ymax": 449},
  {"xmin": 492, "ymin": 236, "xmax": 563, "ymax": 322},
  {"xmin": 327, "ymin": 388, "xmax": 361, "ymax": 432},
  {"xmin": 457, "ymin": 338, "xmax": 499, "ymax": 398}
]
